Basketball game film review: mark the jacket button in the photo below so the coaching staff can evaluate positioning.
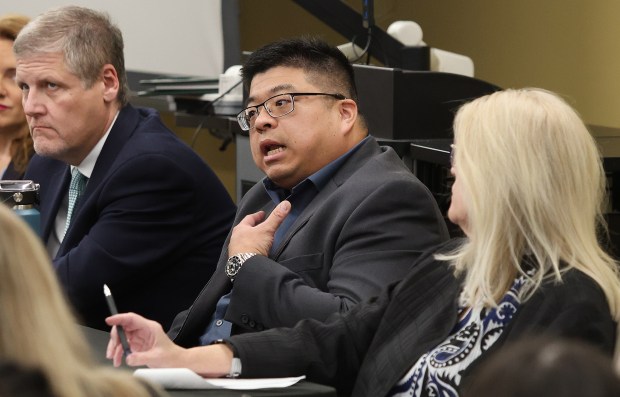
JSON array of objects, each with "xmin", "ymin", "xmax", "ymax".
[
  {"xmin": 215, "ymin": 319, "xmax": 224, "ymax": 327},
  {"xmin": 241, "ymin": 314, "xmax": 249, "ymax": 324},
  {"xmin": 249, "ymin": 320, "xmax": 256, "ymax": 328}
]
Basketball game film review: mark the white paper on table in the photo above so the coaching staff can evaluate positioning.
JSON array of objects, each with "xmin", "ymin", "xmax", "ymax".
[{"xmin": 134, "ymin": 368, "xmax": 305, "ymax": 390}]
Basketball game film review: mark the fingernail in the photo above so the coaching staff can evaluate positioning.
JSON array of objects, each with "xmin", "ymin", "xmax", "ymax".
[{"xmin": 280, "ymin": 201, "xmax": 290, "ymax": 212}]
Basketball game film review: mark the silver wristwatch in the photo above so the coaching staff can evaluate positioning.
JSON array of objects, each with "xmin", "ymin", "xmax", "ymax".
[{"xmin": 225, "ymin": 253, "xmax": 257, "ymax": 281}]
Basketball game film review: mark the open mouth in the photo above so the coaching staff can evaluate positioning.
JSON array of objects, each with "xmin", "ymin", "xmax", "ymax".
[{"xmin": 265, "ymin": 144, "xmax": 285, "ymax": 156}]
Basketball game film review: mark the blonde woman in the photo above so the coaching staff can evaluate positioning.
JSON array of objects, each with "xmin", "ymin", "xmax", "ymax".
[
  {"xmin": 108, "ymin": 88, "xmax": 620, "ymax": 397},
  {"xmin": 0, "ymin": 203, "xmax": 166, "ymax": 397},
  {"xmin": 0, "ymin": 14, "xmax": 33, "ymax": 179}
]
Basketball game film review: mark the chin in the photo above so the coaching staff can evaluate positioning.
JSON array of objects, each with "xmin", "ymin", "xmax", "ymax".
[
  {"xmin": 264, "ymin": 168, "xmax": 288, "ymax": 184},
  {"xmin": 32, "ymin": 144, "xmax": 64, "ymax": 161}
]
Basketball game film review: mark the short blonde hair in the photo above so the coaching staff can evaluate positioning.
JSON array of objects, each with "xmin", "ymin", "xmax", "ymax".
[
  {"xmin": 444, "ymin": 88, "xmax": 620, "ymax": 319},
  {"xmin": 0, "ymin": 204, "xmax": 162, "ymax": 397}
]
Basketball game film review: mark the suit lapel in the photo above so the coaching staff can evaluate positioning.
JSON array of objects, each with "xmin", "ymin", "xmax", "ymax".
[
  {"xmin": 57, "ymin": 106, "xmax": 141, "ymax": 256},
  {"xmin": 173, "ymin": 270, "xmax": 231, "ymax": 347},
  {"xmin": 83, "ymin": 106, "xmax": 140, "ymax": 199},
  {"xmin": 40, "ymin": 164, "xmax": 71, "ymax": 241},
  {"xmin": 272, "ymin": 137, "xmax": 382, "ymax": 258},
  {"xmin": 173, "ymin": 189, "xmax": 276, "ymax": 345}
]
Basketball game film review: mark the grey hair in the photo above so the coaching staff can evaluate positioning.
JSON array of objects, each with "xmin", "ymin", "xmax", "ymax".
[{"xmin": 14, "ymin": 5, "xmax": 129, "ymax": 105}]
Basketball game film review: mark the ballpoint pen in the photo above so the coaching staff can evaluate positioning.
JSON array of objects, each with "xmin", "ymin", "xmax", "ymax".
[{"xmin": 103, "ymin": 284, "xmax": 132, "ymax": 356}]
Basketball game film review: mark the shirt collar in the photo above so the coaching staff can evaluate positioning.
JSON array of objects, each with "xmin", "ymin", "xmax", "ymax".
[{"xmin": 73, "ymin": 111, "xmax": 119, "ymax": 178}]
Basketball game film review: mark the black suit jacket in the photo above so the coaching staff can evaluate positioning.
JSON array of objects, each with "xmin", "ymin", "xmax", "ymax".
[
  {"xmin": 229, "ymin": 239, "xmax": 617, "ymax": 397},
  {"xmin": 169, "ymin": 136, "xmax": 449, "ymax": 346},
  {"xmin": 25, "ymin": 105, "xmax": 236, "ymax": 330},
  {"xmin": 2, "ymin": 161, "xmax": 24, "ymax": 180}
]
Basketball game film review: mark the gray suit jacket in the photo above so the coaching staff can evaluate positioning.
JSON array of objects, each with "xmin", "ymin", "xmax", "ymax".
[{"xmin": 169, "ymin": 136, "xmax": 449, "ymax": 346}]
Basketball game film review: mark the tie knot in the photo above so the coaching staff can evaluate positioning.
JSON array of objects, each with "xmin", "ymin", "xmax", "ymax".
[{"xmin": 69, "ymin": 168, "xmax": 87, "ymax": 195}]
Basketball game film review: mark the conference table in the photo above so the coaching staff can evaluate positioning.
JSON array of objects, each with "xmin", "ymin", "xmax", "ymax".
[{"xmin": 81, "ymin": 326, "xmax": 337, "ymax": 397}]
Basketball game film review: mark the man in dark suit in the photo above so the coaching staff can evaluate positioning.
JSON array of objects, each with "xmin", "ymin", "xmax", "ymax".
[
  {"xmin": 105, "ymin": 36, "xmax": 449, "ymax": 359},
  {"xmin": 14, "ymin": 6, "xmax": 236, "ymax": 331}
]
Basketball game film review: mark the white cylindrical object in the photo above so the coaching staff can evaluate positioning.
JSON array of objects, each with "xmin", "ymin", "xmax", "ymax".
[{"xmin": 387, "ymin": 20, "xmax": 424, "ymax": 46}]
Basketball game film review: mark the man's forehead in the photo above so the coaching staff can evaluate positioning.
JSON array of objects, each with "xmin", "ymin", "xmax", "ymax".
[
  {"xmin": 16, "ymin": 50, "xmax": 64, "ymax": 62},
  {"xmin": 15, "ymin": 52, "xmax": 68, "ymax": 76},
  {"xmin": 247, "ymin": 83, "xmax": 296, "ymax": 104},
  {"xmin": 248, "ymin": 68, "xmax": 315, "ymax": 103}
]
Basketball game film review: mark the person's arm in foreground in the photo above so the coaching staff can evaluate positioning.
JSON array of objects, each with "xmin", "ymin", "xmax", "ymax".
[
  {"xmin": 106, "ymin": 312, "xmax": 233, "ymax": 377},
  {"xmin": 106, "ymin": 246, "xmax": 457, "ymax": 396}
]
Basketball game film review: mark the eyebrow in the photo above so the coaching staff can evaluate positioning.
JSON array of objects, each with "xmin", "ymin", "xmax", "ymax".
[{"xmin": 246, "ymin": 83, "xmax": 295, "ymax": 105}]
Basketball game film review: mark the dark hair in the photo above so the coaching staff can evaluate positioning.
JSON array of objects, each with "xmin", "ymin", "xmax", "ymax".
[
  {"xmin": 0, "ymin": 361, "xmax": 56, "ymax": 397},
  {"xmin": 241, "ymin": 36, "xmax": 358, "ymax": 101},
  {"xmin": 462, "ymin": 336, "xmax": 620, "ymax": 397}
]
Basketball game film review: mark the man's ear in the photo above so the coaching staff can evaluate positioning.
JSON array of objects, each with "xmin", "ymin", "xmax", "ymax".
[
  {"xmin": 101, "ymin": 64, "xmax": 120, "ymax": 103},
  {"xmin": 339, "ymin": 99, "xmax": 358, "ymax": 133}
]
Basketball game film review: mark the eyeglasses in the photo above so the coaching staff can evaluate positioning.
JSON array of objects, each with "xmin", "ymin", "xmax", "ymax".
[{"xmin": 236, "ymin": 92, "xmax": 346, "ymax": 131}]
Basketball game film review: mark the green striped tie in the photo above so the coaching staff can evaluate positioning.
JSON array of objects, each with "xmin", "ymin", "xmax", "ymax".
[{"xmin": 64, "ymin": 168, "xmax": 88, "ymax": 237}]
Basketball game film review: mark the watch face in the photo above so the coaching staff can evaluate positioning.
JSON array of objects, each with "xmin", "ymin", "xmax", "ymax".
[{"xmin": 226, "ymin": 256, "xmax": 242, "ymax": 278}]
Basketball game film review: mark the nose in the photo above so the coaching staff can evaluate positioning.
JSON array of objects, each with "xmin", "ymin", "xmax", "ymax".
[
  {"xmin": 253, "ymin": 105, "xmax": 276, "ymax": 132},
  {"xmin": 22, "ymin": 88, "xmax": 44, "ymax": 117}
]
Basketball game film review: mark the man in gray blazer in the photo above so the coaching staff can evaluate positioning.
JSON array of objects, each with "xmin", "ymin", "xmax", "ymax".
[{"xmin": 107, "ymin": 36, "xmax": 448, "ymax": 360}]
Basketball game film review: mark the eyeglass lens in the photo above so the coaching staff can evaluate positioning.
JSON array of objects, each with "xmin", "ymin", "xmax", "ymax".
[
  {"xmin": 237, "ymin": 92, "xmax": 345, "ymax": 131},
  {"xmin": 238, "ymin": 94, "xmax": 295, "ymax": 131}
]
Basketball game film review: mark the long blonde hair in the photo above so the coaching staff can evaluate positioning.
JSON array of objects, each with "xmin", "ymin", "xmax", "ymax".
[
  {"xmin": 0, "ymin": 204, "xmax": 163, "ymax": 397},
  {"xmin": 443, "ymin": 88, "xmax": 620, "ymax": 320}
]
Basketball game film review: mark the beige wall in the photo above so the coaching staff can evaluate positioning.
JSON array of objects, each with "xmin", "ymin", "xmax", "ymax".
[{"xmin": 405, "ymin": 1, "xmax": 620, "ymax": 131}]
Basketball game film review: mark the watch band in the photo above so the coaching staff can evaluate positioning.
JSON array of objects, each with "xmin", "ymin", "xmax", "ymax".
[
  {"xmin": 212, "ymin": 339, "xmax": 242, "ymax": 378},
  {"xmin": 234, "ymin": 252, "xmax": 257, "ymax": 263},
  {"xmin": 226, "ymin": 252, "xmax": 257, "ymax": 281},
  {"xmin": 229, "ymin": 357, "xmax": 242, "ymax": 378}
]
